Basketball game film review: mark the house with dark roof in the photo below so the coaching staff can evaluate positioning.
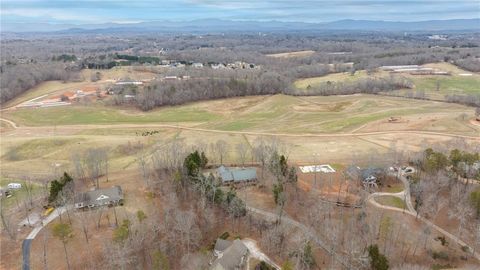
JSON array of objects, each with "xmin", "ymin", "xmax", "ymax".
[
  {"xmin": 216, "ymin": 166, "xmax": 257, "ymax": 185},
  {"xmin": 211, "ymin": 239, "xmax": 249, "ymax": 270},
  {"xmin": 74, "ymin": 186, "xmax": 124, "ymax": 209}
]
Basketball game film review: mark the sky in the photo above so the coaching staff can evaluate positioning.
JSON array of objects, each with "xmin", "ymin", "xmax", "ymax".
[{"xmin": 1, "ymin": 0, "xmax": 479, "ymax": 25}]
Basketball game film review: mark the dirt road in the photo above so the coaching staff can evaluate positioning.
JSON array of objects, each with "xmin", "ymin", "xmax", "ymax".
[{"xmin": 2, "ymin": 117, "xmax": 479, "ymax": 141}]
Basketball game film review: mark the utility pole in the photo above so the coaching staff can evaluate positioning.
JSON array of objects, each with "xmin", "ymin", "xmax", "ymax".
[{"xmin": 313, "ymin": 153, "xmax": 319, "ymax": 188}]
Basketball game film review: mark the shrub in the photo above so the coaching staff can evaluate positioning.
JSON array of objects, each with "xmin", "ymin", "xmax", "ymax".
[
  {"xmin": 435, "ymin": 236, "xmax": 448, "ymax": 246},
  {"xmin": 219, "ymin": 232, "xmax": 230, "ymax": 240},
  {"xmin": 368, "ymin": 244, "xmax": 389, "ymax": 270},
  {"xmin": 431, "ymin": 251, "xmax": 449, "ymax": 260}
]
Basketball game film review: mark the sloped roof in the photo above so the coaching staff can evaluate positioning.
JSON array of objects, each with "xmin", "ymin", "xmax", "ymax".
[
  {"xmin": 217, "ymin": 166, "xmax": 257, "ymax": 182},
  {"xmin": 214, "ymin": 239, "xmax": 232, "ymax": 253},
  {"xmin": 212, "ymin": 239, "xmax": 248, "ymax": 270},
  {"xmin": 74, "ymin": 186, "xmax": 123, "ymax": 206}
]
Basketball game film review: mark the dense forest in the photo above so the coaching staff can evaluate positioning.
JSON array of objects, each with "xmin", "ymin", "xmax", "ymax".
[{"xmin": 1, "ymin": 32, "xmax": 479, "ymax": 106}]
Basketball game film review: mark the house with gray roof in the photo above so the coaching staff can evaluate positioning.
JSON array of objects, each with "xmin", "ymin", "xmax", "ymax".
[
  {"xmin": 74, "ymin": 186, "xmax": 124, "ymax": 209},
  {"xmin": 211, "ymin": 239, "xmax": 249, "ymax": 270},
  {"xmin": 217, "ymin": 166, "xmax": 257, "ymax": 185}
]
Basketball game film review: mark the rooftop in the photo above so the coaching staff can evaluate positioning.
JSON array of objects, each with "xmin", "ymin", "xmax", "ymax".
[{"xmin": 217, "ymin": 166, "xmax": 257, "ymax": 182}]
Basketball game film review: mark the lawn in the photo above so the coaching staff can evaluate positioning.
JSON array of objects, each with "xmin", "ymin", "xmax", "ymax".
[
  {"xmin": 375, "ymin": 195, "xmax": 407, "ymax": 209},
  {"xmin": 0, "ymin": 178, "xmax": 44, "ymax": 210},
  {"xmin": 382, "ymin": 184, "xmax": 404, "ymax": 193}
]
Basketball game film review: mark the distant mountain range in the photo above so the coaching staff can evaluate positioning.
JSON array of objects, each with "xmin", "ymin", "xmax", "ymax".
[{"xmin": 3, "ymin": 18, "xmax": 479, "ymax": 34}]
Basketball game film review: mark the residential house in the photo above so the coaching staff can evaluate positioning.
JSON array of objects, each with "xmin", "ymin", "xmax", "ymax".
[
  {"xmin": 74, "ymin": 186, "xmax": 124, "ymax": 209},
  {"xmin": 211, "ymin": 239, "xmax": 249, "ymax": 270},
  {"xmin": 216, "ymin": 166, "xmax": 257, "ymax": 185}
]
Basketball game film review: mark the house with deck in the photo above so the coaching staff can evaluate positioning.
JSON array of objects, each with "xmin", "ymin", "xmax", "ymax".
[
  {"xmin": 74, "ymin": 186, "xmax": 124, "ymax": 209},
  {"xmin": 216, "ymin": 166, "xmax": 257, "ymax": 185}
]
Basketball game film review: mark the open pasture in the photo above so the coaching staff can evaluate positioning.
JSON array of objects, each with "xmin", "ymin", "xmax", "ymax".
[
  {"xmin": 294, "ymin": 62, "xmax": 480, "ymax": 100},
  {"xmin": 265, "ymin": 50, "xmax": 316, "ymax": 58},
  {"xmin": 3, "ymin": 94, "xmax": 478, "ymax": 135}
]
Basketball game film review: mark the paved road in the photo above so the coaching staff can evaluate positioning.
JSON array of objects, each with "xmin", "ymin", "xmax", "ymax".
[
  {"xmin": 368, "ymin": 174, "xmax": 480, "ymax": 262},
  {"xmin": 22, "ymin": 240, "xmax": 32, "ymax": 270},
  {"xmin": 22, "ymin": 207, "xmax": 67, "ymax": 270}
]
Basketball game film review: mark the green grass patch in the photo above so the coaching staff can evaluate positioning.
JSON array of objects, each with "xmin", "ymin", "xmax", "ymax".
[
  {"xmin": 0, "ymin": 178, "xmax": 44, "ymax": 210},
  {"xmin": 3, "ymin": 138, "xmax": 83, "ymax": 161},
  {"xmin": 6, "ymin": 105, "xmax": 220, "ymax": 126},
  {"xmin": 383, "ymin": 184, "xmax": 404, "ymax": 193},
  {"xmin": 215, "ymin": 121, "xmax": 257, "ymax": 131},
  {"xmin": 412, "ymin": 76, "xmax": 480, "ymax": 96},
  {"xmin": 375, "ymin": 196, "xmax": 407, "ymax": 209},
  {"xmin": 294, "ymin": 71, "xmax": 375, "ymax": 90}
]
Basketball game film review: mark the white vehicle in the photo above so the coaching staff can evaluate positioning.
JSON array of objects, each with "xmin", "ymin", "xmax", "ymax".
[{"xmin": 7, "ymin": 183, "xmax": 22, "ymax": 189}]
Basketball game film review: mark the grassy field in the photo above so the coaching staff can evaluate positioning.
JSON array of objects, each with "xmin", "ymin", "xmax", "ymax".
[
  {"xmin": 375, "ymin": 195, "xmax": 407, "ymax": 209},
  {"xmin": 294, "ymin": 70, "xmax": 379, "ymax": 89},
  {"xmin": 5, "ymin": 104, "xmax": 219, "ymax": 126},
  {"xmin": 294, "ymin": 62, "xmax": 480, "ymax": 99},
  {"xmin": 411, "ymin": 75, "xmax": 480, "ymax": 96},
  {"xmin": 0, "ymin": 178, "xmax": 44, "ymax": 210},
  {"xmin": 2, "ymin": 138, "xmax": 85, "ymax": 161},
  {"xmin": 4, "ymin": 94, "xmax": 477, "ymax": 135},
  {"xmin": 266, "ymin": 50, "xmax": 315, "ymax": 58}
]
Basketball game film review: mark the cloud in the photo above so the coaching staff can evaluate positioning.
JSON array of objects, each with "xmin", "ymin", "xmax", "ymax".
[{"xmin": 1, "ymin": 0, "xmax": 478, "ymax": 25}]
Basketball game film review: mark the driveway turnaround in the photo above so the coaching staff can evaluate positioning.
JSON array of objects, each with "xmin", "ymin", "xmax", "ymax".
[{"xmin": 21, "ymin": 207, "xmax": 67, "ymax": 270}]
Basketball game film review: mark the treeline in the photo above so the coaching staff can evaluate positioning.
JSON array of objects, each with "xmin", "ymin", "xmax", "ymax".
[
  {"xmin": 115, "ymin": 72, "xmax": 289, "ymax": 111},
  {"xmin": 444, "ymin": 94, "xmax": 480, "ymax": 107},
  {"xmin": 287, "ymin": 76, "xmax": 414, "ymax": 96},
  {"xmin": 454, "ymin": 57, "xmax": 480, "ymax": 72},
  {"xmin": 113, "ymin": 74, "xmax": 414, "ymax": 111},
  {"xmin": 0, "ymin": 62, "xmax": 80, "ymax": 104}
]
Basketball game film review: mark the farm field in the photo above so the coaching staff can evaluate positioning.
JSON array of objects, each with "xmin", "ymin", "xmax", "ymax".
[
  {"xmin": 293, "ymin": 70, "xmax": 386, "ymax": 89},
  {"xmin": 265, "ymin": 50, "xmax": 316, "ymax": 58},
  {"xmin": 2, "ymin": 92, "xmax": 479, "ymax": 181},
  {"xmin": 294, "ymin": 63, "xmax": 480, "ymax": 100},
  {"xmin": 3, "ymin": 94, "xmax": 478, "ymax": 135}
]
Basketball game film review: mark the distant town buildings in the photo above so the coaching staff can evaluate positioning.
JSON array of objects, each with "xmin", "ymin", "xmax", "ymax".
[{"xmin": 428, "ymin": 34, "xmax": 448, "ymax": 41}]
